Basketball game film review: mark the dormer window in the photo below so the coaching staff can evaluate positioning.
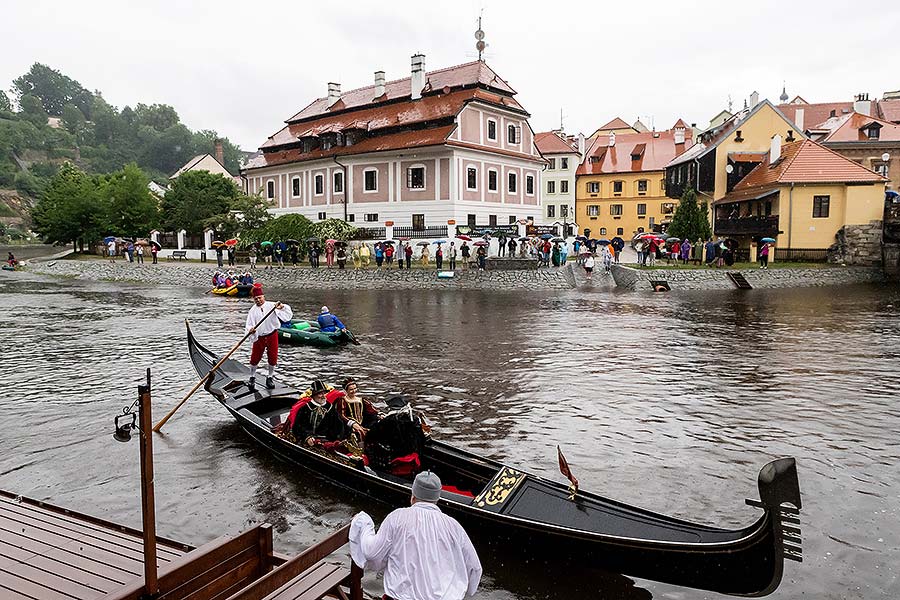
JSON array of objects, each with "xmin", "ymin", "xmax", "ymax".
[{"xmin": 867, "ymin": 125, "xmax": 881, "ymax": 139}]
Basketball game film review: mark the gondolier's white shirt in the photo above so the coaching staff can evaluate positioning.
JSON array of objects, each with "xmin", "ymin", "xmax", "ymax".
[
  {"xmin": 245, "ymin": 301, "xmax": 292, "ymax": 342},
  {"xmin": 350, "ymin": 503, "xmax": 481, "ymax": 600}
]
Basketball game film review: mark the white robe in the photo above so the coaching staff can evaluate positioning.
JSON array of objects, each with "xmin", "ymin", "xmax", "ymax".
[
  {"xmin": 350, "ymin": 503, "xmax": 481, "ymax": 600},
  {"xmin": 245, "ymin": 301, "xmax": 292, "ymax": 342}
]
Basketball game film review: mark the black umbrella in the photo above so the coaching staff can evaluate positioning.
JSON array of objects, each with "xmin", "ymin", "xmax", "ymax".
[
  {"xmin": 551, "ymin": 237, "xmax": 565, "ymax": 243},
  {"xmin": 306, "ymin": 237, "xmax": 320, "ymax": 243},
  {"xmin": 518, "ymin": 236, "xmax": 530, "ymax": 241},
  {"xmin": 611, "ymin": 237, "xmax": 625, "ymax": 250},
  {"xmin": 416, "ymin": 241, "xmax": 429, "ymax": 247},
  {"xmin": 286, "ymin": 239, "xmax": 300, "ymax": 245},
  {"xmin": 149, "ymin": 240, "xmax": 161, "ymax": 250}
]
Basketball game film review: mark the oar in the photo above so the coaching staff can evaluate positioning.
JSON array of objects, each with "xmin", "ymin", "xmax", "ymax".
[
  {"xmin": 344, "ymin": 329, "xmax": 361, "ymax": 345},
  {"xmin": 153, "ymin": 305, "xmax": 279, "ymax": 432}
]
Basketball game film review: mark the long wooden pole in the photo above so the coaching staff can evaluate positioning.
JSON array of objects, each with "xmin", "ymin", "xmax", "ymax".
[
  {"xmin": 138, "ymin": 368, "xmax": 158, "ymax": 596},
  {"xmin": 153, "ymin": 306, "xmax": 279, "ymax": 432}
]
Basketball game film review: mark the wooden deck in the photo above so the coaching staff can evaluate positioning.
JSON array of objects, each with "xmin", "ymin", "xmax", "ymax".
[
  {"xmin": 0, "ymin": 491, "xmax": 361, "ymax": 600},
  {"xmin": 0, "ymin": 490, "xmax": 192, "ymax": 600}
]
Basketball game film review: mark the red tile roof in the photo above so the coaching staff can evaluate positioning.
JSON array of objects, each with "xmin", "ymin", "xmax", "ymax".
[
  {"xmin": 595, "ymin": 117, "xmax": 633, "ymax": 131},
  {"xmin": 534, "ymin": 131, "xmax": 577, "ymax": 154},
  {"xmin": 879, "ymin": 99, "xmax": 900, "ymax": 123},
  {"xmin": 725, "ymin": 140, "xmax": 887, "ymax": 201},
  {"xmin": 673, "ymin": 118, "xmax": 689, "ymax": 129},
  {"xmin": 261, "ymin": 88, "xmax": 498, "ymax": 149},
  {"xmin": 821, "ymin": 112, "xmax": 900, "ymax": 143},
  {"xmin": 287, "ymin": 61, "xmax": 516, "ymax": 123},
  {"xmin": 577, "ymin": 130, "xmax": 694, "ymax": 175},
  {"xmin": 245, "ymin": 125, "xmax": 457, "ymax": 170}
]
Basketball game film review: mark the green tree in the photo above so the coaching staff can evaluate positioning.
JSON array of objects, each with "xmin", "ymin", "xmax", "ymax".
[
  {"xmin": 61, "ymin": 102, "xmax": 87, "ymax": 141},
  {"xmin": 19, "ymin": 94, "xmax": 48, "ymax": 127},
  {"xmin": 204, "ymin": 192, "xmax": 272, "ymax": 238},
  {"xmin": 667, "ymin": 188, "xmax": 711, "ymax": 242},
  {"xmin": 160, "ymin": 170, "xmax": 238, "ymax": 235},
  {"xmin": 32, "ymin": 162, "xmax": 106, "ymax": 249},
  {"xmin": 101, "ymin": 163, "xmax": 159, "ymax": 236},
  {"xmin": 243, "ymin": 214, "xmax": 314, "ymax": 248},
  {"xmin": 134, "ymin": 103, "xmax": 180, "ymax": 132},
  {"xmin": 13, "ymin": 63, "xmax": 89, "ymax": 117},
  {"xmin": 0, "ymin": 91, "xmax": 10, "ymax": 113}
]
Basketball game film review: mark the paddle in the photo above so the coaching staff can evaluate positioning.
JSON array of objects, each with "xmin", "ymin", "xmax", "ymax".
[
  {"xmin": 153, "ymin": 305, "xmax": 280, "ymax": 432},
  {"xmin": 344, "ymin": 329, "xmax": 361, "ymax": 345}
]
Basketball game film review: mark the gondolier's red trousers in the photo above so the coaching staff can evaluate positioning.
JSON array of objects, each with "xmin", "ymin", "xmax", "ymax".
[{"xmin": 250, "ymin": 331, "xmax": 278, "ymax": 365}]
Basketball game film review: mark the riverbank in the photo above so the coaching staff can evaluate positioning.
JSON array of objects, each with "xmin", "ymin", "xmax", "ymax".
[
  {"xmin": 28, "ymin": 256, "xmax": 577, "ymax": 290},
  {"xmin": 610, "ymin": 263, "xmax": 885, "ymax": 290}
]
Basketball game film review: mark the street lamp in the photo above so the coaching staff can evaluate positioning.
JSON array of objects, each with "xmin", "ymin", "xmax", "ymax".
[{"xmin": 111, "ymin": 369, "xmax": 159, "ymax": 598}]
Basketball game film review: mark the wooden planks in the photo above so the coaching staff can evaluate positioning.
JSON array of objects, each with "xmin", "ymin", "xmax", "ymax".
[{"xmin": 0, "ymin": 492, "xmax": 189, "ymax": 600}]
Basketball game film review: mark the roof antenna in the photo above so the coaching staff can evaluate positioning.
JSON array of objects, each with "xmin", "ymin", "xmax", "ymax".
[
  {"xmin": 727, "ymin": 94, "xmax": 733, "ymax": 113},
  {"xmin": 475, "ymin": 11, "xmax": 486, "ymax": 62}
]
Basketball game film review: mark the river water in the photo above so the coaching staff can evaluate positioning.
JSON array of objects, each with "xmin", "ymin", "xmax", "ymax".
[{"xmin": 0, "ymin": 271, "xmax": 898, "ymax": 599}]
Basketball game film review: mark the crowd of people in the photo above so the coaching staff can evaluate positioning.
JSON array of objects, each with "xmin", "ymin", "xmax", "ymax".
[
  {"xmin": 212, "ymin": 270, "xmax": 254, "ymax": 288},
  {"xmin": 106, "ymin": 238, "xmax": 157, "ymax": 264}
]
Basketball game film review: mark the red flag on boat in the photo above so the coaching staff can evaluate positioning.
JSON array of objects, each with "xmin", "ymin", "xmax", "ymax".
[{"xmin": 557, "ymin": 445, "xmax": 579, "ymax": 499}]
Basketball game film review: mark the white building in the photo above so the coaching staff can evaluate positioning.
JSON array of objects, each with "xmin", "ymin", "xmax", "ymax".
[
  {"xmin": 241, "ymin": 54, "xmax": 545, "ymax": 238},
  {"xmin": 534, "ymin": 130, "xmax": 583, "ymax": 233}
]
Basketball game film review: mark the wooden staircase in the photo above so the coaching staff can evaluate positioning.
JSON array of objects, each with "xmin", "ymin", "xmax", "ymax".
[{"xmin": 727, "ymin": 272, "xmax": 753, "ymax": 289}]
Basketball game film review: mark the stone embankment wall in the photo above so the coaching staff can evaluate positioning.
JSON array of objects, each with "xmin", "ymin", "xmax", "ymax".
[
  {"xmin": 610, "ymin": 264, "xmax": 884, "ymax": 290},
  {"xmin": 29, "ymin": 259, "xmax": 576, "ymax": 291},
  {"xmin": 828, "ymin": 220, "xmax": 883, "ymax": 266}
]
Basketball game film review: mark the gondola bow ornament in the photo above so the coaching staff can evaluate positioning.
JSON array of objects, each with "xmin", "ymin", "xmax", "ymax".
[{"xmin": 557, "ymin": 445, "xmax": 579, "ymax": 500}]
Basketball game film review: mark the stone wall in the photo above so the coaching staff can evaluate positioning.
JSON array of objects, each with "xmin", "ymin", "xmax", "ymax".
[
  {"xmin": 29, "ymin": 259, "xmax": 576, "ymax": 291},
  {"xmin": 828, "ymin": 220, "xmax": 883, "ymax": 266},
  {"xmin": 610, "ymin": 264, "xmax": 884, "ymax": 290}
]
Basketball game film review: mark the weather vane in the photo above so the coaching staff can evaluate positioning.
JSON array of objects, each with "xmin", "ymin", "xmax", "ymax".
[{"xmin": 475, "ymin": 13, "xmax": 486, "ymax": 61}]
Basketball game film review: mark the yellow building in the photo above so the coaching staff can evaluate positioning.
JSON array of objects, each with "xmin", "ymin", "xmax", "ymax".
[
  {"xmin": 716, "ymin": 138, "xmax": 886, "ymax": 255},
  {"xmin": 588, "ymin": 117, "xmax": 639, "ymax": 141},
  {"xmin": 575, "ymin": 122, "xmax": 693, "ymax": 239}
]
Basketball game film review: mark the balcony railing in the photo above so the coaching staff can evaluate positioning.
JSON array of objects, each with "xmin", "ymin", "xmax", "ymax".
[
  {"xmin": 774, "ymin": 248, "xmax": 828, "ymax": 263},
  {"xmin": 392, "ymin": 226, "xmax": 448, "ymax": 239},
  {"xmin": 714, "ymin": 215, "xmax": 779, "ymax": 237},
  {"xmin": 349, "ymin": 227, "xmax": 385, "ymax": 240}
]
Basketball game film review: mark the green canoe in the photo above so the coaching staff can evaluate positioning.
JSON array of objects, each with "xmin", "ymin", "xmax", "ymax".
[{"xmin": 278, "ymin": 320, "xmax": 354, "ymax": 347}]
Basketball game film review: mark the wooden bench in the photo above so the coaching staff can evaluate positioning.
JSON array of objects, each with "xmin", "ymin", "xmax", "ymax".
[{"xmin": 168, "ymin": 250, "xmax": 188, "ymax": 261}]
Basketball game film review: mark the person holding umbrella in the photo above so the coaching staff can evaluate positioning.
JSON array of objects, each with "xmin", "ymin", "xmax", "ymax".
[
  {"xmin": 435, "ymin": 243, "xmax": 444, "ymax": 270},
  {"xmin": 460, "ymin": 241, "xmax": 470, "ymax": 269},
  {"xmin": 758, "ymin": 238, "xmax": 774, "ymax": 269},
  {"xmin": 245, "ymin": 284, "xmax": 293, "ymax": 391},
  {"xmin": 325, "ymin": 240, "xmax": 336, "ymax": 268},
  {"xmin": 449, "ymin": 242, "xmax": 457, "ymax": 270},
  {"xmin": 420, "ymin": 243, "xmax": 430, "ymax": 266},
  {"xmin": 150, "ymin": 240, "xmax": 159, "ymax": 264},
  {"xmin": 215, "ymin": 243, "xmax": 224, "ymax": 268},
  {"xmin": 404, "ymin": 242, "xmax": 412, "ymax": 269},
  {"xmin": 476, "ymin": 243, "xmax": 487, "ymax": 270}
]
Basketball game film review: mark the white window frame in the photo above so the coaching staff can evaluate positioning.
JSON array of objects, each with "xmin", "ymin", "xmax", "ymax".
[
  {"xmin": 466, "ymin": 165, "xmax": 478, "ymax": 191},
  {"xmin": 333, "ymin": 171, "xmax": 344, "ymax": 194},
  {"xmin": 547, "ymin": 205, "xmax": 555, "ymax": 218},
  {"xmin": 364, "ymin": 213, "xmax": 379, "ymax": 222},
  {"xmin": 547, "ymin": 180, "xmax": 556, "ymax": 194},
  {"xmin": 487, "ymin": 118, "xmax": 498, "ymax": 141},
  {"xmin": 587, "ymin": 205, "xmax": 599, "ymax": 217},
  {"xmin": 508, "ymin": 171, "xmax": 517, "ymax": 193},
  {"xmin": 363, "ymin": 168, "xmax": 378, "ymax": 193},
  {"xmin": 266, "ymin": 179, "xmax": 275, "ymax": 199},
  {"xmin": 291, "ymin": 176, "xmax": 301, "ymax": 198},
  {"xmin": 314, "ymin": 173, "xmax": 324, "ymax": 196},
  {"xmin": 548, "ymin": 158, "xmax": 556, "ymax": 170},
  {"xmin": 588, "ymin": 182, "xmax": 600, "ymax": 194},
  {"xmin": 561, "ymin": 157, "xmax": 569, "ymax": 169},
  {"xmin": 507, "ymin": 123, "xmax": 521, "ymax": 146},
  {"xmin": 487, "ymin": 168, "xmax": 499, "ymax": 192},
  {"xmin": 560, "ymin": 180, "xmax": 569, "ymax": 194},
  {"xmin": 525, "ymin": 174, "xmax": 535, "ymax": 196},
  {"xmin": 406, "ymin": 163, "xmax": 427, "ymax": 190},
  {"xmin": 317, "ymin": 211, "xmax": 327, "ymax": 220}
]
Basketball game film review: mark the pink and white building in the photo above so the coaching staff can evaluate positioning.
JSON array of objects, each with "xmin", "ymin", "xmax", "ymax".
[{"xmin": 241, "ymin": 55, "xmax": 545, "ymax": 236}]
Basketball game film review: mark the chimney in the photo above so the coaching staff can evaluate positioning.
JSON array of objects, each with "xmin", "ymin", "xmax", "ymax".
[
  {"xmin": 750, "ymin": 91, "xmax": 759, "ymax": 108},
  {"xmin": 214, "ymin": 139, "xmax": 224, "ymax": 165},
  {"xmin": 795, "ymin": 107, "xmax": 805, "ymax": 130},
  {"xmin": 853, "ymin": 93, "xmax": 872, "ymax": 116},
  {"xmin": 674, "ymin": 126, "xmax": 685, "ymax": 145},
  {"xmin": 374, "ymin": 71, "xmax": 385, "ymax": 98},
  {"xmin": 608, "ymin": 132, "xmax": 616, "ymax": 147},
  {"xmin": 327, "ymin": 82, "xmax": 341, "ymax": 107},
  {"xmin": 410, "ymin": 54, "xmax": 426, "ymax": 100},
  {"xmin": 577, "ymin": 133, "xmax": 585, "ymax": 156},
  {"xmin": 770, "ymin": 133, "xmax": 782, "ymax": 163}
]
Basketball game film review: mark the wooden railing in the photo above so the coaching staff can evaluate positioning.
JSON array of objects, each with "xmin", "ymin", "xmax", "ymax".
[
  {"xmin": 392, "ymin": 225, "xmax": 448, "ymax": 239},
  {"xmin": 714, "ymin": 215, "xmax": 779, "ymax": 237}
]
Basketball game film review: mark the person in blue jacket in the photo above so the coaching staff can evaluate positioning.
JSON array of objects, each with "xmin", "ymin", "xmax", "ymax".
[{"xmin": 317, "ymin": 306, "xmax": 347, "ymax": 333}]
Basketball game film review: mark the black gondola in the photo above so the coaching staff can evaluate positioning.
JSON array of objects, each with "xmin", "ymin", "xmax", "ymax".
[{"xmin": 186, "ymin": 322, "xmax": 802, "ymax": 597}]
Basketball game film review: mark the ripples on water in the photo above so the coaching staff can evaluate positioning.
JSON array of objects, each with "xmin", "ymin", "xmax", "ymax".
[{"xmin": 1, "ymin": 271, "xmax": 899, "ymax": 599}]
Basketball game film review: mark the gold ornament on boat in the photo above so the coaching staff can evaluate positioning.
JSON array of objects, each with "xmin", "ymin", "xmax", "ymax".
[{"xmin": 475, "ymin": 467, "xmax": 526, "ymax": 508}]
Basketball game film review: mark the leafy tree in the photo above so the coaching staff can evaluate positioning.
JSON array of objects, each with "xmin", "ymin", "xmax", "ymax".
[
  {"xmin": 32, "ymin": 162, "xmax": 106, "ymax": 249},
  {"xmin": 13, "ymin": 63, "xmax": 89, "ymax": 117},
  {"xmin": 61, "ymin": 102, "xmax": 87, "ymax": 142},
  {"xmin": 667, "ymin": 188, "xmax": 711, "ymax": 242},
  {"xmin": 134, "ymin": 103, "xmax": 180, "ymax": 132},
  {"xmin": 243, "ymin": 214, "xmax": 314, "ymax": 248},
  {"xmin": 19, "ymin": 94, "xmax": 48, "ymax": 127},
  {"xmin": 101, "ymin": 163, "xmax": 159, "ymax": 236},
  {"xmin": 204, "ymin": 192, "xmax": 272, "ymax": 238},
  {"xmin": 311, "ymin": 219, "xmax": 357, "ymax": 241},
  {"xmin": 0, "ymin": 91, "xmax": 10, "ymax": 112},
  {"xmin": 160, "ymin": 170, "xmax": 238, "ymax": 235}
]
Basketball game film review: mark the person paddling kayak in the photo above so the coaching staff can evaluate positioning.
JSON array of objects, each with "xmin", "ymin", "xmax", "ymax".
[
  {"xmin": 245, "ymin": 284, "xmax": 292, "ymax": 390},
  {"xmin": 317, "ymin": 306, "xmax": 348, "ymax": 333}
]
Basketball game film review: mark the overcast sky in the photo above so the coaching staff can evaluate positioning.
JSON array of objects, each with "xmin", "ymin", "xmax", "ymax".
[{"xmin": 3, "ymin": 0, "xmax": 898, "ymax": 150}]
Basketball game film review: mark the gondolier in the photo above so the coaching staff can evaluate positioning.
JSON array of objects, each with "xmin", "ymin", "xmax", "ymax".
[
  {"xmin": 350, "ymin": 471, "xmax": 482, "ymax": 600},
  {"xmin": 245, "ymin": 284, "xmax": 292, "ymax": 390}
]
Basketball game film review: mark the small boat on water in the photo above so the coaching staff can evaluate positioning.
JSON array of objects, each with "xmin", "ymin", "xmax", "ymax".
[
  {"xmin": 186, "ymin": 323, "xmax": 802, "ymax": 597},
  {"xmin": 211, "ymin": 283, "xmax": 253, "ymax": 297},
  {"xmin": 278, "ymin": 320, "xmax": 355, "ymax": 347}
]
